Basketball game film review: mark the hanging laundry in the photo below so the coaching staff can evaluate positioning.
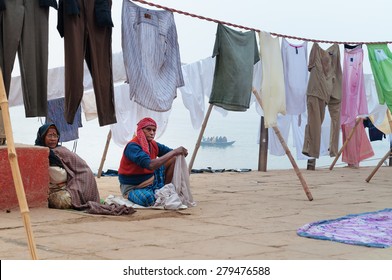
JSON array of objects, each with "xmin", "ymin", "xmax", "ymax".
[
  {"xmin": 209, "ymin": 24, "xmax": 259, "ymax": 112},
  {"xmin": 363, "ymin": 118, "xmax": 386, "ymax": 142},
  {"xmin": 268, "ymin": 114, "xmax": 309, "ymax": 160},
  {"xmin": 340, "ymin": 44, "xmax": 373, "ymax": 166},
  {"xmin": 179, "ymin": 56, "xmax": 231, "ymax": 130},
  {"xmin": 46, "ymin": 97, "xmax": 82, "ymax": 143},
  {"xmin": 369, "ymin": 110, "xmax": 392, "ymax": 136},
  {"xmin": 258, "ymin": 31, "xmax": 286, "ymax": 127},
  {"xmin": 57, "ymin": 0, "xmax": 116, "ymax": 127},
  {"xmin": 302, "ymin": 43, "xmax": 342, "ymax": 158},
  {"xmin": 281, "ymin": 38, "xmax": 308, "ymax": 115},
  {"xmin": 364, "ymin": 74, "xmax": 389, "ymax": 127},
  {"xmin": 179, "ymin": 57, "xmax": 215, "ymax": 130},
  {"xmin": 121, "ymin": 0, "xmax": 184, "ymax": 112},
  {"xmin": 267, "ymin": 111, "xmax": 331, "ymax": 160},
  {"xmin": 267, "ymin": 39, "xmax": 308, "ymax": 159},
  {"xmin": 341, "ymin": 45, "xmax": 369, "ymax": 123},
  {"xmin": 367, "ymin": 44, "xmax": 392, "ymax": 114},
  {"xmin": 109, "ymin": 83, "xmax": 171, "ymax": 147},
  {"xmin": 0, "ymin": 0, "xmax": 56, "ymax": 117},
  {"xmin": 364, "ymin": 73, "xmax": 391, "ymax": 142},
  {"xmin": 341, "ymin": 122, "xmax": 374, "ymax": 166}
]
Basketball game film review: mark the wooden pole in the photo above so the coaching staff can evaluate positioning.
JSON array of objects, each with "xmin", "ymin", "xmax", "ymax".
[
  {"xmin": 329, "ymin": 117, "xmax": 362, "ymax": 170},
  {"xmin": 0, "ymin": 70, "xmax": 38, "ymax": 259},
  {"xmin": 307, "ymin": 159, "xmax": 316, "ymax": 170},
  {"xmin": 389, "ymin": 137, "xmax": 392, "ymax": 167},
  {"xmin": 387, "ymin": 111, "xmax": 392, "ymax": 167},
  {"xmin": 97, "ymin": 130, "xmax": 112, "ymax": 178},
  {"xmin": 366, "ymin": 110, "xmax": 392, "ymax": 182},
  {"xmin": 252, "ymin": 89, "xmax": 313, "ymax": 201},
  {"xmin": 365, "ymin": 148, "xmax": 391, "ymax": 183},
  {"xmin": 258, "ymin": 116, "xmax": 268, "ymax": 172},
  {"xmin": 188, "ymin": 103, "xmax": 213, "ymax": 173},
  {"xmin": 272, "ymin": 126, "xmax": 313, "ymax": 201}
]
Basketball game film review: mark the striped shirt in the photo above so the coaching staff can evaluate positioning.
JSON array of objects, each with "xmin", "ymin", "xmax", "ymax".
[{"xmin": 121, "ymin": 0, "xmax": 184, "ymax": 112}]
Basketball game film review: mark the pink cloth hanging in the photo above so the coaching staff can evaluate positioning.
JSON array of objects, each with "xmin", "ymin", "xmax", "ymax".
[
  {"xmin": 341, "ymin": 45, "xmax": 368, "ymax": 124},
  {"xmin": 341, "ymin": 45, "xmax": 373, "ymax": 165},
  {"xmin": 341, "ymin": 122, "xmax": 374, "ymax": 165}
]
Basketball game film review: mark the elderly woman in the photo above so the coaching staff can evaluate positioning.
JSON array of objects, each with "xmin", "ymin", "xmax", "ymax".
[
  {"xmin": 118, "ymin": 117, "xmax": 188, "ymax": 207},
  {"xmin": 35, "ymin": 123, "xmax": 134, "ymax": 215},
  {"xmin": 35, "ymin": 123, "xmax": 75, "ymax": 209}
]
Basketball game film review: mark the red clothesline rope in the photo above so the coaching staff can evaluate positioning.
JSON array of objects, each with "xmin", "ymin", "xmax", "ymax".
[{"xmin": 132, "ymin": 0, "xmax": 392, "ymax": 45}]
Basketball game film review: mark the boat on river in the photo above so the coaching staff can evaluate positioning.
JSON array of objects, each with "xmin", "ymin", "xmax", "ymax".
[{"xmin": 200, "ymin": 136, "xmax": 235, "ymax": 148}]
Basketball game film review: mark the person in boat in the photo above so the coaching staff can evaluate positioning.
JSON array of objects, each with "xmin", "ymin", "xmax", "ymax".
[{"xmin": 118, "ymin": 117, "xmax": 188, "ymax": 207}]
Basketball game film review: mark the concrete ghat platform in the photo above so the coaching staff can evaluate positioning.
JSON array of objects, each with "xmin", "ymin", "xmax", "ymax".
[{"xmin": 0, "ymin": 166, "xmax": 391, "ymax": 260}]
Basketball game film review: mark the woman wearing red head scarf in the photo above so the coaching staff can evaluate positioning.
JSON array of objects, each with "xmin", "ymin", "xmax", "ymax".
[{"xmin": 118, "ymin": 117, "xmax": 188, "ymax": 207}]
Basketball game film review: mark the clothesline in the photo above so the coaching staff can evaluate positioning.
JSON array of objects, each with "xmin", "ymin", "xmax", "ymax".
[{"xmin": 132, "ymin": 0, "xmax": 392, "ymax": 45}]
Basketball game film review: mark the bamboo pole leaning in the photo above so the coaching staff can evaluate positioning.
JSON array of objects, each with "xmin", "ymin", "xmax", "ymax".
[
  {"xmin": 0, "ymin": 70, "xmax": 38, "ymax": 259},
  {"xmin": 97, "ymin": 130, "xmax": 112, "ymax": 178},
  {"xmin": 188, "ymin": 103, "xmax": 213, "ymax": 173},
  {"xmin": 365, "ymin": 110, "xmax": 392, "ymax": 182},
  {"xmin": 252, "ymin": 89, "xmax": 313, "ymax": 201},
  {"xmin": 365, "ymin": 149, "xmax": 391, "ymax": 183}
]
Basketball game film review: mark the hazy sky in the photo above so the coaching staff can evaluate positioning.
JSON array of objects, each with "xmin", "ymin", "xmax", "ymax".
[{"xmin": 45, "ymin": 0, "xmax": 392, "ymax": 73}]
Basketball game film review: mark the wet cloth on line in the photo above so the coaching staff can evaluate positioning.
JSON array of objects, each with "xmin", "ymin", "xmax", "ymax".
[
  {"xmin": 209, "ymin": 24, "xmax": 259, "ymax": 112},
  {"xmin": 179, "ymin": 56, "xmax": 226, "ymax": 130},
  {"xmin": 109, "ymin": 83, "xmax": 170, "ymax": 147},
  {"xmin": 341, "ymin": 121, "xmax": 374, "ymax": 165},
  {"xmin": 340, "ymin": 45, "xmax": 373, "ymax": 166},
  {"xmin": 281, "ymin": 38, "xmax": 308, "ymax": 115},
  {"xmin": 297, "ymin": 208, "xmax": 392, "ymax": 248},
  {"xmin": 367, "ymin": 44, "xmax": 392, "ymax": 114},
  {"xmin": 341, "ymin": 45, "xmax": 368, "ymax": 124},
  {"xmin": 46, "ymin": 97, "xmax": 82, "ymax": 142},
  {"xmin": 122, "ymin": 0, "xmax": 184, "ymax": 112},
  {"xmin": 363, "ymin": 118, "xmax": 386, "ymax": 141},
  {"xmin": 302, "ymin": 43, "xmax": 342, "ymax": 158},
  {"xmin": 258, "ymin": 31, "xmax": 286, "ymax": 127}
]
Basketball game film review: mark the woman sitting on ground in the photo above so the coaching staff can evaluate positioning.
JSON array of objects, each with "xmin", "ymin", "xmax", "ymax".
[
  {"xmin": 118, "ymin": 117, "xmax": 188, "ymax": 207},
  {"xmin": 35, "ymin": 123, "xmax": 134, "ymax": 215},
  {"xmin": 35, "ymin": 123, "xmax": 101, "ymax": 209}
]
